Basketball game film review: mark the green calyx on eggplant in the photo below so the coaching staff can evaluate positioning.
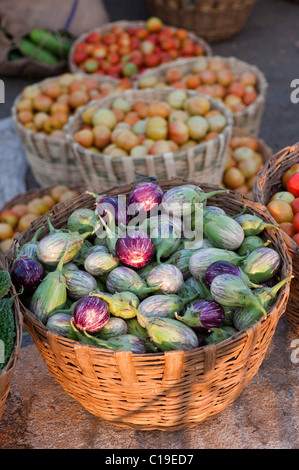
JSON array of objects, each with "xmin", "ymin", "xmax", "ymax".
[
  {"xmin": 91, "ymin": 290, "xmax": 140, "ymax": 319},
  {"xmin": 106, "ymin": 266, "xmax": 160, "ymax": 300},
  {"xmin": 235, "ymin": 213, "xmax": 280, "ymax": 236}
]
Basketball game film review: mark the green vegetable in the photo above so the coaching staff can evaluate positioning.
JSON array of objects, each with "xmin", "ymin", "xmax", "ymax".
[
  {"xmin": 18, "ymin": 38, "xmax": 60, "ymax": 65},
  {"xmin": 29, "ymin": 29, "xmax": 72, "ymax": 57},
  {"xmin": 0, "ymin": 271, "xmax": 11, "ymax": 299},
  {"xmin": 0, "ymin": 296, "xmax": 15, "ymax": 370}
]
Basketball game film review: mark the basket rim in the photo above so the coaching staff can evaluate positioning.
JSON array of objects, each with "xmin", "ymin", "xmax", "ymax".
[
  {"xmin": 254, "ymin": 142, "xmax": 299, "ymax": 254},
  {"xmin": 11, "ymin": 73, "xmax": 124, "ymax": 144},
  {"xmin": 134, "ymin": 55, "xmax": 268, "ymax": 121},
  {"xmin": 64, "ymin": 87, "xmax": 234, "ymax": 163},
  {"xmin": 6, "ymin": 179, "xmax": 292, "ymax": 360},
  {"xmin": 68, "ymin": 19, "xmax": 213, "ymax": 75}
]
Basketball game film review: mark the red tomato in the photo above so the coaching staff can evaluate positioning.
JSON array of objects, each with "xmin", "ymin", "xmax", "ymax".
[
  {"xmin": 291, "ymin": 197, "xmax": 299, "ymax": 214},
  {"xmin": 292, "ymin": 233, "xmax": 299, "ymax": 245},
  {"xmin": 287, "ymin": 173, "xmax": 299, "ymax": 197},
  {"xmin": 293, "ymin": 212, "xmax": 299, "ymax": 233}
]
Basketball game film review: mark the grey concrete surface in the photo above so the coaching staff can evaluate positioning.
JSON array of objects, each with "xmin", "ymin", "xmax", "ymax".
[{"xmin": 0, "ymin": 0, "xmax": 299, "ymax": 450}]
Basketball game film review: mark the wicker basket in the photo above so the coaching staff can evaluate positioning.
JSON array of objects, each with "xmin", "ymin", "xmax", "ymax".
[
  {"xmin": 254, "ymin": 143, "xmax": 299, "ymax": 334},
  {"xmin": 11, "ymin": 74, "xmax": 123, "ymax": 188},
  {"xmin": 135, "ymin": 56, "xmax": 268, "ymax": 136},
  {"xmin": 6, "ymin": 178, "xmax": 292, "ymax": 430},
  {"xmin": 65, "ymin": 88, "xmax": 233, "ymax": 192},
  {"xmin": 68, "ymin": 20, "xmax": 212, "ymax": 76},
  {"xmin": 0, "ymin": 256, "xmax": 22, "ymax": 421},
  {"xmin": 144, "ymin": 0, "xmax": 257, "ymax": 43}
]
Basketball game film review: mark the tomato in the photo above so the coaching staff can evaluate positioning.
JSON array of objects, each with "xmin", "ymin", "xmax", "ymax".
[
  {"xmin": 291, "ymin": 197, "xmax": 299, "ymax": 215},
  {"xmin": 292, "ymin": 233, "xmax": 299, "ymax": 245},
  {"xmin": 267, "ymin": 200, "xmax": 294, "ymax": 224},
  {"xmin": 280, "ymin": 222, "xmax": 295, "ymax": 238},
  {"xmin": 270, "ymin": 191, "xmax": 295, "ymax": 204},
  {"xmin": 293, "ymin": 212, "xmax": 299, "ymax": 233},
  {"xmin": 282, "ymin": 163, "xmax": 299, "ymax": 188},
  {"xmin": 287, "ymin": 172, "xmax": 299, "ymax": 197}
]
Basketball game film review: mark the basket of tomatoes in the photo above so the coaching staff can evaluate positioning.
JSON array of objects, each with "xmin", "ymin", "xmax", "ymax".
[{"xmin": 254, "ymin": 142, "xmax": 299, "ymax": 334}]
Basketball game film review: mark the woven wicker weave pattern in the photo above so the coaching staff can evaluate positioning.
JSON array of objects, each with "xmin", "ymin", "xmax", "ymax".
[
  {"xmin": 134, "ymin": 56, "xmax": 268, "ymax": 137},
  {"xmin": 254, "ymin": 144, "xmax": 299, "ymax": 334},
  {"xmin": 65, "ymin": 88, "xmax": 233, "ymax": 192},
  {"xmin": 6, "ymin": 179, "xmax": 292, "ymax": 430},
  {"xmin": 144, "ymin": 0, "xmax": 257, "ymax": 43}
]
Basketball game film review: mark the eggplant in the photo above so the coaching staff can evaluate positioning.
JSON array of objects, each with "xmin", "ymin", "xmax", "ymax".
[
  {"xmin": 46, "ymin": 312, "xmax": 77, "ymax": 339},
  {"xmin": 206, "ymin": 326, "xmax": 238, "ymax": 344},
  {"xmin": 235, "ymin": 214, "xmax": 280, "ymax": 236},
  {"xmin": 91, "ymin": 291, "xmax": 139, "ymax": 319},
  {"xmin": 242, "ymin": 247, "xmax": 280, "ymax": 283},
  {"xmin": 134, "ymin": 308, "xmax": 199, "ymax": 352},
  {"xmin": 203, "ymin": 206, "xmax": 226, "ymax": 220},
  {"xmin": 106, "ymin": 266, "xmax": 160, "ymax": 299},
  {"xmin": 126, "ymin": 318, "xmax": 159, "ymax": 352},
  {"xmin": 72, "ymin": 294, "xmax": 110, "ymax": 333},
  {"xmin": 137, "ymin": 292, "xmax": 200, "ymax": 326},
  {"xmin": 150, "ymin": 219, "xmax": 181, "ymax": 263},
  {"xmin": 203, "ymin": 213, "xmax": 244, "ymax": 250},
  {"xmin": 30, "ymin": 246, "xmax": 69, "ymax": 324},
  {"xmin": 88, "ymin": 192, "xmax": 129, "ymax": 227},
  {"xmin": 128, "ymin": 181, "xmax": 164, "ymax": 216},
  {"xmin": 210, "ymin": 273, "xmax": 267, "ymax": 316},
  {"xmin": 67, "ymin": 208, "xmax": 99, "ymax": 234},
  {"xmin": 205, "ymin": 260, "xmax": 260, "ymax": 289},
  {"xmin": 37, "ymin": 218, "xmax": 92, "ymax": 266},
  {"xmin": 233, "ymin": 276, "xmax": 291, "ymax": 331},
  {"xmin": 189, "ymin": 247, "xmax": 246, "ymax": 279},
  {"xmin": 167, "ymin": 249, "xmax": 194, "ymax": 280},
  {"xmin": 237, "ymin": 235, "xmax": 269, "ymax": 256},
  {"xmin": 175, "ymin": 299, "xmax": 225, "ymax": 333},
  {"xmin": 146, "ymin": 264, "xmax": 184, "ymax": 294},
  {"xmin": 115, "ymin": 229, "xmax": 154, "ymax": 268},
  {"xmin": 84, "ymin": 250, "xmax": 119, "ymax": 276},
  {"xmin": 64, "ymin": 269, "xmax": 98, "ymax": 300},
  {"xmin": 95, "ymin": 317, "xmax": 128, "ymax": 339},
  {"xmin": 10, "ymin": 256, "xmax": 45, "ymax": 296},
  {"xmin": 16, "ymin": 227, "xmax": 44, "ymax": 260}
]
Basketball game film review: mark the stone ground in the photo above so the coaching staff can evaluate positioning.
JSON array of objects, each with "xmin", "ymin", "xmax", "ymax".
[{"xmin": 0, "ymin": 0, "xmax": 298, "ymax": 450}]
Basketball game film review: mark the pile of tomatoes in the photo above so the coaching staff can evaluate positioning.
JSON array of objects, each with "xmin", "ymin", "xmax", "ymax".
[{"xmin": 267, "ymin": 163, "xmax": 299, "ymax": 244}]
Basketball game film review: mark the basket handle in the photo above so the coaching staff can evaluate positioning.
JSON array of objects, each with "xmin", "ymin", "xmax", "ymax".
[{"xmin": 272, "ymin": 142, "xmax": 299, "ymax": 165}]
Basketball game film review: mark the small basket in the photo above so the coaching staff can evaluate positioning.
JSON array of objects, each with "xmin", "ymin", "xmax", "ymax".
[
  {"xmin": 11, "ymin": 74, "xmax": 124, "ymax": 188},
  {"xmin": 135, "ymin": 56, "xmax": 268, "ymax": 137},
  {"xmin": 143, "ymin": 0, "xmax": 257, "ymax": 43},
  {"xmin": 68, "ymin": 19, "xmax": 212, "ymax": 76},
  {"xmin": 65, "ymin": 87, "xmax": 233, "ymax": 192},
  {"xmin": 6, "ymin": 178, "xmax": 292, "ymax": 430},
  {"xmin": 0, "ymin": 256, "xmax": 22, "ymax": 421},
  {"xmin": 254, "ymin": 143, "xmax": 299, "ymax": 334}
]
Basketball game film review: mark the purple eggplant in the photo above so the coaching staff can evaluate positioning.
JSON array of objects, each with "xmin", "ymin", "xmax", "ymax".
[
  {"xmin": 88, "ymin": 192, "xmax": 129, "ymax": 227},
  {"xmin": 128, "ymin": 182, "xmax": 164, "ymax": 216},
  {"xmin": 72, "ymin": 294, "xmax": 110, "ymax": 333},
  {"xmin": 175, "ymin": 299, "xmax": 225, "ymax": 333},
  {"xmin": 205, "ymin": 261, "xmax": 241, "ymax": 287},
  {"xmin": 115, "ymin": 229, "xmax": 154, "ymax": 268},
  {"xmin": 10, "ymin": 256, "xmax": 45, "ymax": 296}
]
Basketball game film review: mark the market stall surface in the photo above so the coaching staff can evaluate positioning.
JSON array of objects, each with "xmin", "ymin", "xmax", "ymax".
[{"xmin": 0, "ymin": 0, "xmax": 299, "ymax": 450}]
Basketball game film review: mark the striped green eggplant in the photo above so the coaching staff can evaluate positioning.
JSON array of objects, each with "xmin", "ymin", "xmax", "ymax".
[
  {"xmin": 84, "ymin": 250, "xmax": 119, "ymax": 276},
  {"xmin": 16, "ymin": 226, "xmax": 44, "ymax": 260},
  {"xmin": 237, "ymin": 235, "xmax": 270, "ymax": 256},
  {"xmin": 206, "ymin": 326, "xmax": 238, "ymax": 344},
  {"xmin": 242, "ymin": 247, "xmax": 280, "ymax": 283},
  {"xmin": 189, "ymin": 247, "xmax": 246, "ymax": 279},
  {"xmin": 235, "ymin": 214, "xmax": 280, "ymax": 236},
  {"xmin": 95, "ymin": 317, "xmax": 128, "ymax": 339},
  {"xmin": 203, "ymin": 213, "xmax": 245, "ymax": 250},
  {"xmin": 106, "ymin": 266, "xmax": 160, "ymax": 299},
  {"xmin": 126, "ymin": 318, "xmax": 159, "ymax": 352},
  {"xmin": 67, "ymin": 208, "xmax": 99, "ymax": 234}
]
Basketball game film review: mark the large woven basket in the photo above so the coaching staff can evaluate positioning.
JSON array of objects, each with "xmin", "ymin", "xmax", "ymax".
[
  {"xmin": 135, "ymin": 56, "xmax": 268, "ymax": 137},
  {"xmin": 144, "ymin": 0, "xmax": 257, "ymax": 43},
  {"xmin": 68, "ymin": 19, "xmax": 212, "ymax": 76},
  {"xmin": 11, "ymin": 74, "xmax": 123, "ymax": 188},
  {"xmin": 254, "ymin": 143, "xmax": 299, "ymax": 334},
  {"xmin": 6, "ymin": 178, "xmax": 292, "ymax": 430},
  {"xmin": 65, "ymin": 88, "xmax": 233, "ymax": 192},
  {"xmin": 0, "ymin": 256, "xmax": 22, "ymax": 421}
]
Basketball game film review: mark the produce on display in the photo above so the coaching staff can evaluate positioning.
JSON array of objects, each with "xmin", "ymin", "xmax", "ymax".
[
  {"xmin": 266, "ymin": 163, "xmax": 299, "ymax": 244},
  {"xmin": 73, "ymin": 90, "xmax": 228, "ymax": 156},
  {"xmin": 0, "ymin": 270, "xmax": 16, "ymax": 370},
  {"xmin": 10, "ymin": 182, "xmax": 287, "ymax": 353},
  {"xmin": 0, "ymin": 185, "xmax": 82, "ymax": 254},
  {"xmin": 137, "ymin": 57, "xmax": 259, "ymax": 114},
  {"xmin": 15, "ymin": 74, "xmax": 131, "ymax": 137},
  {"xmin": 70, "ymin": 17, "xmax": 207, "ymax": 78}
]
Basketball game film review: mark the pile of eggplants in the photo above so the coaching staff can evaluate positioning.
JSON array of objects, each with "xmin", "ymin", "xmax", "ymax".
[{"xmin": 10, "ymin": 181, "xmax": 290, "ymax": 354}]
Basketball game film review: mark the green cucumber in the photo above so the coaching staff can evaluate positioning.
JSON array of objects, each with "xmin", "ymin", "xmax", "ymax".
[
  {"xmin": 29, "ymin": 29, "xmax": 72, "ymax": 57},
  {"xmin": 19, "ymin": 38, "xmax": 60, "ymax": 65}
]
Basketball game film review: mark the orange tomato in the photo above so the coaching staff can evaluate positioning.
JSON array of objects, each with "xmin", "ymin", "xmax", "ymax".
[
  {"xmin": 282, "ymin": 163, "xmax": 299, "ymax": 188},
  {"xmin": 292, "ymin": 233, "xmax": 299, "ymax": 245},
  {"xmin": 280, "ymin": 222, "xmax": 295, "ymax": 238},
  {"xmin": 291, "ymin": 197, "xmax": 299, "ymax": 215},
  {"xmin": 267, "ymin": 200, "xmax": 294, "ymax": 224}
]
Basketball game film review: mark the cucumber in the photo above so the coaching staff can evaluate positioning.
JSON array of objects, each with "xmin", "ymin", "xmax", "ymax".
[
  {"xmin": 29, "ymin": 29, "xmax": 72, "ymax": 57},
  {"xmin": 18, "ymin": 38, "xmax": 60, "ymax": 65}
]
